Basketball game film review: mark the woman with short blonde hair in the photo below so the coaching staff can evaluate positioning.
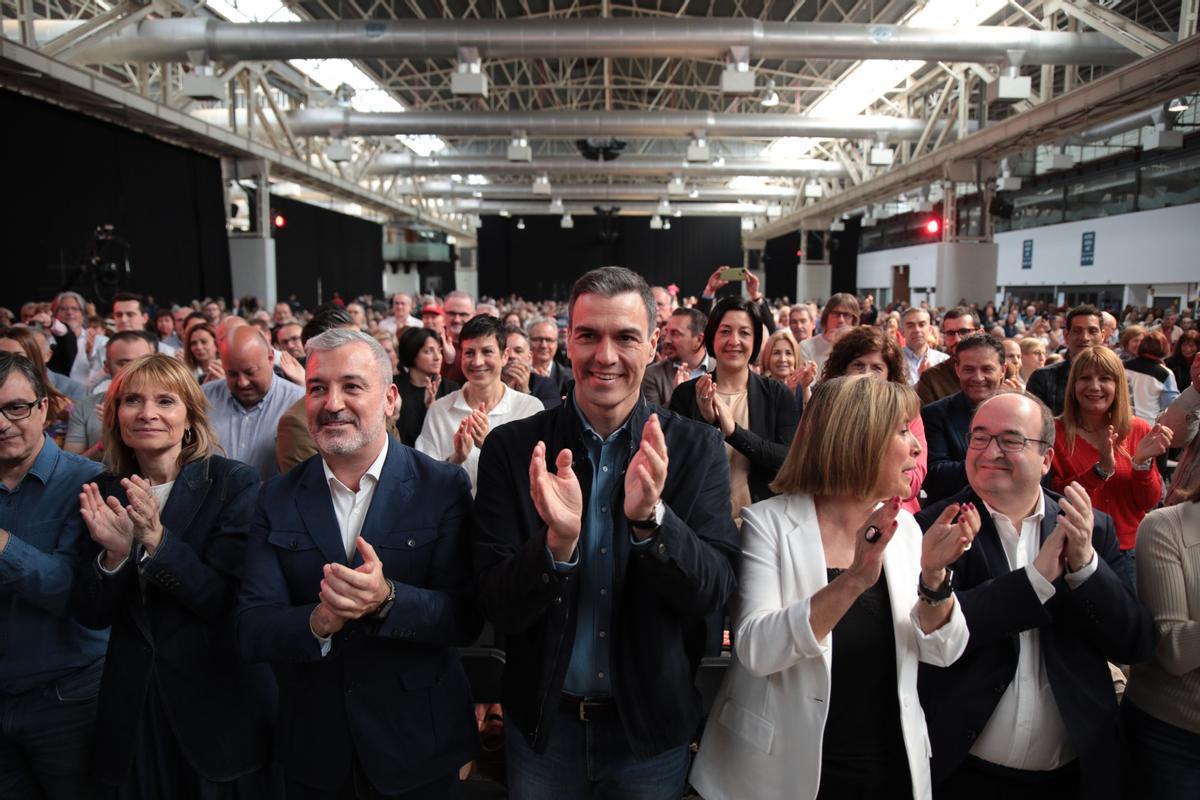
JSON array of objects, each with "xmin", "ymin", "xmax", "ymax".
[{"xmin": 691, "ymin": 376, "xmax": 978, "ymax": 800}]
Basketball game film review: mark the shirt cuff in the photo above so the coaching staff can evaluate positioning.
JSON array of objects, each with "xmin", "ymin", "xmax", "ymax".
[
  {"xmin": 1064, "ymin": 550, "xmax": 1099, "ymax": 589},
  {"xmin": 629, "ymin": 529, "xmax": 658, "ymax": 548},
  {"xmin": 546, "ymin": 545, "xmax": 579, "ymax": 572},
  {"xmin": 309, "ymin": 611, "xmax": 333, "ymax": 657},
  {"xmin": 1023, "ymin": 564, "xmax": 1057, "ymax": 604},
  {"xmin": 96, "ymin": 551, "xmax": 127, "ymax": 575}
]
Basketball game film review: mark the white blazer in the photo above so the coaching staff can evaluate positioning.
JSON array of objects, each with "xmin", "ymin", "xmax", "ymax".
[{"xmin": 689, "ymin": 494, "xmax": 969, "ymax": 800}]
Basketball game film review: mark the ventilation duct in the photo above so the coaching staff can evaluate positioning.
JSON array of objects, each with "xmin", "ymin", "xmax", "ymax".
[
  {"xmin": 397, "ymin": 182, "xmax": 801, "ymax": 201},
  {"xmin": 365, "ymin": 154, "xmax": 850, "ymax": 179}
]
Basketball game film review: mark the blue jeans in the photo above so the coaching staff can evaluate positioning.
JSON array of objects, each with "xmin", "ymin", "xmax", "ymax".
[
  {"xmin": 505, "ymin": 706, "xmax": 690, "ymax": 800},
  {"xmin": 1123, "ymin": 701, "xmax": 1200, "ymax": 800},
  {"xmin": 0, "ymin": 658, "xmax": 103, "ymax": 800}
]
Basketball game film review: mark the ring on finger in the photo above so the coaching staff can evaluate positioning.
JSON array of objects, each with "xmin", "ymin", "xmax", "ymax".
[{"xmin": 864, "ymin": 525, "xmax": 882, "ymax": 544}]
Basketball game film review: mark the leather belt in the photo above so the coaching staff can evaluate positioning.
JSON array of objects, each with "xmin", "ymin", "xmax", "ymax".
[{"xmin": 560, "ymin": 693, "xmax": 618, "ymax": 722}]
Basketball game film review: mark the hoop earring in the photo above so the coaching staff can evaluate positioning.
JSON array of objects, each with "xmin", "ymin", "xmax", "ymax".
[{"xmin": 183, "ymin": 428, "xmax": 195, "ymax": 446}]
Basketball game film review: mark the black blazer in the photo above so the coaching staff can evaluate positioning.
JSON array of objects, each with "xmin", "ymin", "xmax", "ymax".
[
  {"xmin": 529, "ymin": 372, "xmax": 563, "ymax": 410},
  {"xmin": 915, "ymin": 488, "xmax": 1155, "ymax": 798},
  {"xmin": 920, "ymin": 390, "xmax": 974, "ymax": 504},
  {"xmin": 72, "ymin": 456, "xmax": 276, "ymax": 785},
  {"xmin": 669, "ymin": 370, "xmax": 799, "ymax": 505},
  {"xmin": 472, "ymin": 395, "xmax": 740, "ymax": 759},
  {"xmin": 236, "ymin": 438, "xmax": 481, "ymax": 795}
]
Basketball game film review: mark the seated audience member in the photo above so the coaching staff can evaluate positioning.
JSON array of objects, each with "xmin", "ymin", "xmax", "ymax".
[
  {"xmin": 472, "ymin": 266, "xmax": 739, "ymax": 799},
  {"xmin": 916, "ymin": 391, "xmax": 1155, "ymax": 799},
  {"xmin": 1117, "ymin": 324, "xmax": 1146, "ymax": 361},
  {"xmin": 1027, "ymin": 304, "xmax": 1105, "ymax": 416},
  {"xmin": 0, "ymin": 351, "xmax": 106, "ymax": 800},
  {"xmin": 416, "ymin": 314, "xmax": 542, "ymax": 491},
  {"xmin": 1124, "ymin": 490, "xmax": 1200, "ymax": 800},
  {"xmin": 0, "ymin": 327, "xmax": 73, "ymax": 446},
  {"xmin": 395, "ymin": 327, "xmax": 458, "ymax": 449},
  {"xmin": 671, "ymin": 296, "xmax": 799, "ymax": 523},
  {"xmin": 787, "ymin": 302, "xmax": 815, "ymax": 345},
  {"xmin": 184, "ymin": 322, "xmax": 222, "ymax": 384},
  {"xmin": 1125, "ymin": 330, "xmax": 1181, "ymax": 423},
  {"xmin": 1166, "ymin": 330, "xmax": 1198, "ymax": 392},
  {"xmin": 916, "ymin": 307, "xmax": 978, "ymax": 405},
  {"xmin": 642, "ymin": 307, "xmax": 712, "ymax": 408},
  {"xmin": 1019, "ymin": 336, "xmax": 1047, "ymax": 384},
  {"xmin": 1049, "ymin": 347, "xmax": 1171, "ymax": 587},
  {"xmin": 526, "ymin": 317, "xmax": 571, "ymax": 397},
  {"xmin": 921, "ymin": 333, "xmax": 1005, "ymax": 504},
  {"xmin": 65, "ymin": 331, "xmax": 156, "ymax": 461},
  {"xmin": 902, "ymin": 307, "xmax": 949, "ymax": 388},
  {"xmin": 154, "ymin": 309, "xmax": 182, "ymax": 350},
  {"xmin": 501, "ymin": 325, "xmax": 562, "ymax": 409},
  {"xmin": 274, "ymin": 321, "xmax": 306, "ymax": 363},
  {"xmin": 111, "ymin": 293, "xmax": 177, "ymax": 357},
  {"xmin": 370, "ymin": 329, "xmax": 401, "ymax": 382},
  {"xmin": 22, "ymin": 326, "xmax": 86, "ymax": 407},
  {"xmin": 238, "ymin": 329, "xmax": 481, "ymax": 799},
  {"xmin": 1002, "ymin": 338, "xmax": 1024, "ymax": 388},
  {"xmin": 822, "ymin": 325, "xmax": 928, "ymax": 513},
  {"xmin": 73, "ymin": 354, "xmax": 275, "ymax": 796},
  {"xmin": 1161, "ymin": 352, "xmax": 1200, "ymax": 505},
  {"xmin": 203, "ymin": 326, "xmax": 304, "ymax": 481},
  {"xmin": 690, "ymin": 376, "xmax": 976, "ymax": 800},
  {"xmin": 799, "ymin": 292, "xmax": 860, "ymax": 376},
  {"xmin": 759, "ymin": 328, "xmax": 816, "ymax": 409}
]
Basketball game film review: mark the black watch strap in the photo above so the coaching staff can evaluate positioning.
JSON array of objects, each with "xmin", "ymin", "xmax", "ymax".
[{"xmin": 917, "ymin": 568, "xmax": 954, "ymax": 605}]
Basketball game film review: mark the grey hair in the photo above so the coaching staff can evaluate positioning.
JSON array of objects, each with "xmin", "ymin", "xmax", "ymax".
[
  {"xmin": 305, "ymin": 328, "xmax": 393, "ymax": 387},
  {"xmin": 444, "ymin": 290, "xmax": 475, "ymax": 307},
  {"xmin": 52, "ymin": 291, "xmax": 87, "ymax": 314},
  {"xmin": 525, "ymin": 316, "xmax": 557, "ymax": 337},
  {"xmin": 568, "ymin": 266, "xmax": 656, "ymax": 336}
]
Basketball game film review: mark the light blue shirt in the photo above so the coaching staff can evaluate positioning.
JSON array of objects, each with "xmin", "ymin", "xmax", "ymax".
[
  {"xmin": 902, "ymin": 345, "xmax": 948, "ymax": 386},
  {"xmin": 202, "ymin": 374, "xmax": 303, "ymax": 480}
]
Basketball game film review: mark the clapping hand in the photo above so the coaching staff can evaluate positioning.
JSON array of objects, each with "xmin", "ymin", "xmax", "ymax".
[
  {"xmin": 786, "ymin": 361, "xmax": 818, "ymax": 393},
  {"xmin": 673, "ymin": 362, "xmax": 693, "ymax": 387},
  {"xmin": 624, "ymin": 415, "xmax": 669, "ymax": 537},
  {"xmin": 845, "ymin": 497, "xmax": 901, "ymax": 592},
  {"xmin": 1097, "ymin": 425, "xmax": 1119, "ymax": 475},
  {"xmin": 279, "ymin": 351, "xmax": 305, "ymax": 386},
  {"xmin": 1133, "ymin": 423, "xmax": 1173, "ymax": 466},
  {"xmin": 312, "ymin": 537, "xmax": 393, "ymax": 637},
  {"xmin": 921, "ymin": 501, "xmax": 980, "ymax": 586},
  {"xmin": 122, "ymin": 475, "xmax": 165, "ymax": 554},
  {"xmin": 79, "ymin": 483, "xmax": 135, "ymax": 570},
  {"xmin": 529, "ymin": 441, "xmax": 583, "ymax": 561},
  {"xmin": 424, "ymin": 375, "xmax": 441, "ymax": 409}
]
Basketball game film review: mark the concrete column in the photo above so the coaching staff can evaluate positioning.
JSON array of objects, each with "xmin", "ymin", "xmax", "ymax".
[
  {"xmin": 935, "ymin": 242, "xmax": 999, "ymax": 309},
  {"xmin": 797, "ymin": 261, "xmax": 832, "ymax": 303},
  {"xmin": 382, "ymin": 267, "xmax": 421, "ymax": 298},
  {"xmin": 224, "ymin": 158, "xmax": 277, "ymax": 308}
]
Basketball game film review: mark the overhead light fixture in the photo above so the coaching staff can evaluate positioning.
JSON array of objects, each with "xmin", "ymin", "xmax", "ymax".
[
  {"xmin": 1168, "ymin": 97, "xmax": 1189, "ymax": 113},
  {"xmin": 667, "ymin": 176, "xmax": 687, "ymax": 196},
  {"xmin": 663, "ymin": 219, "xmax": 671, "ymax": 230},
  {"xmin": 673, "ymin": 210, "xmax": 683, "ymax": 218},
  {"xmin": 688, "ymin": 188, "xmax": 700, "ymax": 199},
  {"xmin": 741, "ymin": 218, "xmax": 755, "ymax": 232},
  {"xmin": 650, "ymin": 215, "xmax": 664, "ymax": 230},
  {"xmin": 759, "ymin": 79, "xmax": 780, "ymax": 108},
  {"xmin": 804, "ymin": 180, "xmax": 823, "ymax": 199},
  {"xmin": 499, "ymin": 208, "xmax": 511, "ymax": 218},
  {"xmin": 656, "ymin": 198, "xmax": 671, "ymax": 215},
  {"xmin": 829, "ymin": 220, "xmax": 846, "ymax": 232},
  {"xmin": 516, "ymin": 217, "xmax": 526, "ymax": 230},
  {"xmin": 549, "ymin": 196, "xmax": 565, "ymax": 213},
  {"xmin": 560, "ymin": 214, "xmax": 574, "ymax": 229},
  {"xmin": 532, "ymin": 175, "xmax": 552, "ymax": 195}
]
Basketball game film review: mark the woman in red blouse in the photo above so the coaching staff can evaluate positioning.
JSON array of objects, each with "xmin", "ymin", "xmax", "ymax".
[{"xmin": 1050, "ymin": 346, "xmax": 1172, "ymax": 588}]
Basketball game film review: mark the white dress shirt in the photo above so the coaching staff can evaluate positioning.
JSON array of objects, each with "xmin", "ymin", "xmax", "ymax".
[
  {"xmin": 972, "ymin": 488, "xmax": 1098, "ymax": 771},
  {"xmin": 902, "ymin": 346, "xmax": 949, "ymax": 386},
  {"xmin": 321, "ymin": 440, "xmax": 389, "ymax": 559},
  {"xmin": 415, "ymin": 385, "xmax": 543, "ymax": 493}
]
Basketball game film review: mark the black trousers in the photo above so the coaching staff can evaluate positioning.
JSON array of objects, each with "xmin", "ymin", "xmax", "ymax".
[
  {"xmin": 285, "ymin": 763, "xmax": 461, "ymax": 800},
  {"xmin": 935, "ymin": 756, "xmax": 1080, "ymax": 800}
]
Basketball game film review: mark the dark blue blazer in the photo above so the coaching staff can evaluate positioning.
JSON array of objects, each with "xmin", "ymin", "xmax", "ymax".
[
  {"xmin": 236, "ymin": 437, "xmax": 481, "ymax": 795},
  {"xmin": 72, "ymin": 456, "xmax": 276, "ymax": 784},
  {"xmin": 915, "ymin": 488, "xmax": 1155, "ymax": 798},
  {"xmin": 920, "ymin": 390, "xmax": 974, "ymax": 504},
  {"xmin": 529, "ymin": 372, "xmax": 563, "ymax": 410}
]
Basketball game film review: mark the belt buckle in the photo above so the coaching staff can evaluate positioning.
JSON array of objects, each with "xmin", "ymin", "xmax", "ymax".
[{"xmin": 578, "ymin": 700, "xmax": 597, "ymax": 722}]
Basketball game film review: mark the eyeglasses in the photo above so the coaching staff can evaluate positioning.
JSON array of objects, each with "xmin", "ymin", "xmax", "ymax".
[
  {"xmin": 967, "ymin": 431, "xmax": 1048, "ymax": 453},
  {"xmin": 827, "ymin": 310, "xmax": 855, "ymax": 319},
  {"xmin": 944, "ymin": 328, "xmax": 977, "ymax": 339},
  {"xmin": 0, "ymin": 399, "xmax": 43, "ymax": 422}
]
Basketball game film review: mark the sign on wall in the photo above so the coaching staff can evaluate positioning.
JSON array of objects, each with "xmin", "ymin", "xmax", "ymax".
[
  {"xmin": 1081, "ymin": 231, "xmax": 1096, "ymax": 266},
  {"xmin": 1022, "ymin": 239, "xmax": 1034, "ymax": 270}
]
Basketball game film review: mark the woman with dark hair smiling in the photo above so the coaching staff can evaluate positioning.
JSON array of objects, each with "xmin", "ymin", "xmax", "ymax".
[
  {"xmin": 671, "ymin": 295, "xmax": 799, "ymax": 524},
  {"xmin": 395, "ymin": 327, "xmax": 459, "ymax": 446},
  {"xmin": 821, "ymin": 326, "xmax": 928, "ymax": 514},
  {"xmin": 72, "ymin": 354, "xmax": 275, "ymax": 798}
]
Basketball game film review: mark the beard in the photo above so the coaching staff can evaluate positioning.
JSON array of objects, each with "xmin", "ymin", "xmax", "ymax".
[{"xmin": 312, "ymin": 409, "xmax": 385, "ymax": 456}]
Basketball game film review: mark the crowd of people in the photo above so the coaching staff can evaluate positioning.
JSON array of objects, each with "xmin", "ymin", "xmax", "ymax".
[{"xmin": 0, "ymin": 272, "xmax": 1197, "ymax": 800}]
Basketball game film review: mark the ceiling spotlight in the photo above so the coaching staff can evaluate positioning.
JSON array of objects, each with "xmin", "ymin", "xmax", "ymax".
[
  {"xmin": 649, "ymin": 215, "xmax": 664, "ymax": 230},
  {"xmin": 656, "ymin": 198, "xmax": 671, "ymax": 215},
  {"xmin": 560, "ymin": 214, "xmax": 574, "ymax": 229},
  {"xmin": 532, "ymin": 174, "xmax": 552, "ymax": 196},
  {"xmin": 759, "ymin": 79, "xmax": 780, "ymax": 108},
  {"xmin": 549, "ymin": 196, "xmax": 565, "ymax": 213},
  {"xmin": 673, "ymin": 209, "xmax": 682, "ymax": 218},
  {"xmin": 1169, "ymin": 97, "xmax": 1189, "ymax": 113},
  {"xmin": 741, "ymin": 217, "xmax": 755, "ymax": 232},
  {"xmin": 688, "ymin": 187, "xmax": 700, "ymax": 199},
  {"xmin": 516, "ymin": 217, "xmax": 526, "ymax": 230},
  {"xmin": 663, "ymin": 219, "xmax": 671, "ymax": 230},
  {"xmin": 499, "ymin": 208, "xmax": 511, "ymax": 218}
]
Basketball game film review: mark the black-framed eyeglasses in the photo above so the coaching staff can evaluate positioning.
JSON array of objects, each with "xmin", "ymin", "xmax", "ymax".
[
  {"xmin": 0, "ymin": 399, "xmax": 44, "ymax": 422},
  {"xmin": 967, "ymin": 431, "xmax": 1048, "ymax": 453}
]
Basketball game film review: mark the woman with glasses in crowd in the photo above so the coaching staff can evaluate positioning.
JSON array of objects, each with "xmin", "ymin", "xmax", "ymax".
[
  {"xmin": 1018, "ymin": 337, "xmax": 1047, "ymax": 385},
  {"xmin": 821, "ymin": 326, "xmax": 928, "ymax": 514},
  {"xmin": 72, "ymin": 354, "xmax": 275, "ymax": 799},
  {"xmin": 183, "ymin": 321, "xmax": 222, "ymax": 384},
  {"xmin": 671, "ymin": 296, "xmax": 799, "ymax": 524},
  {"xmin": 1049, "ymin": 346, "xmax": 1172, "ymax": 587},
  {"xmin": 395, "ymin": 326, "xmax": 459, "ymax": 447},
  {"xmin": 690, "ymin": 376, "xmax": 977, "ymax": 800}
]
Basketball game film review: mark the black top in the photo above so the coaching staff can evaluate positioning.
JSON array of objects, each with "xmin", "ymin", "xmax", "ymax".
[
  {"xmin": 394, "ymin": 371, "xmax": 459, "ymax": 447},
  {"xmin": 819, "ymin": 568, "xmax": 911, "ymax": 798},
  {"xmin": 1165, "ymin": 353, "xmax": 1193, "ymax": 392}
]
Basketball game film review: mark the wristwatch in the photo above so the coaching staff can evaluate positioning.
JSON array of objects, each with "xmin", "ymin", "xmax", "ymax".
[
  {"xmin": 630, "ymin": 500, "xmax": 665, "ymax": 532},
  {"xmin": 1092, "ymin": 462, "xmax": 1115, "ymax": 481},
  {"xmin": 917, "ymin": 568, "xmax": 954, "ymax": 606},
  {"xmin": 370, "ymin": 580, "xmax": 397, "ymax": 620}
]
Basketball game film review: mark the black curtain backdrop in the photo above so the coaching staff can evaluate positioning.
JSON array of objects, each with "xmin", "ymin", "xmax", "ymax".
[
  {"xmin": 267, "ymin": 194, "xmax": 384, "ymax": 309},
  {"xmin": 0, "ymin": 90, "xmax": 231, "ymax": 310},
  {"xmin": 763, "ymin": 231, "xmax": 801, "ymax": 302},
  {"xmin": 829, "ymin": 218, "xmax": 861, "ymax": 297},
  {"xmin": 478, "ymin": 215, "xmax": 742, "ymax": 301}
]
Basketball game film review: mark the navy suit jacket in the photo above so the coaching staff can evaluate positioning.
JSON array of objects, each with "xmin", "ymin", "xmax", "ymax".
[
  {"xmin": 236, "ymin": 438, "xmax": 482, "ymax": 794},
  {"xmin": 916, "ymin": 488, "xmax": 1155, "ymax": 798},
  {"xmin": 73, "ymin": 456, "xmax": 276, "ymax": 784},
  {"xmin": 920, "ymin": 390, "xmax": 974, "ymax": 504}
]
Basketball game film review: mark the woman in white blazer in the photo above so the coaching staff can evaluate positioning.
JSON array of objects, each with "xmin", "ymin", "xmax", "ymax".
[{"xmin": 691, "ymin": 376, "xmax": 978, "ymax": 800}]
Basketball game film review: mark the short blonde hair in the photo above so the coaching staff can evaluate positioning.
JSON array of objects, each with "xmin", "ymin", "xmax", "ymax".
[
  {"xmin": 1060, "ymin": 346, "xmax": 1132, "ymax": 453},
  {"xmin": 103, "ymin": 354, "xmax": 220, "ymax": 477},
  {"xmin": 758, "ymin": 329, "xmax": 799, "ymax": 374},
  {"xmin": 771, "ymin": 375, "xmax": 919, "ymax": 498}
]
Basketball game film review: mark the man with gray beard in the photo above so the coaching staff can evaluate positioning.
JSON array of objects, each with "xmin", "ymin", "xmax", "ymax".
[{"xmin": 237, "ymin": 328, "xmax": 481, "ymax": 799}]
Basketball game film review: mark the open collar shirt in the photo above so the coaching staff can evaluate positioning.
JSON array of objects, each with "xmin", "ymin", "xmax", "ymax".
[{"xmin": 203, "ymin": 373, "xmax": 304, "ymax": 481}]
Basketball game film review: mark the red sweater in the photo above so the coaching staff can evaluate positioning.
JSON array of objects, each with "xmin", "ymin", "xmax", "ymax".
[{"xmin": 1049, "ymin": 417, "xmax": 1162, "ymax": 551}]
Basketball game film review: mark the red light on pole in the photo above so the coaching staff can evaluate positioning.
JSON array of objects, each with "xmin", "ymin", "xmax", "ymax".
[
  {"xmin": 273, "ymin": 214, "xmax": 286, "ymax": 229},
  {"xmin": 925, "ymin": 218, "xmax": 940, "ymax": 235}
]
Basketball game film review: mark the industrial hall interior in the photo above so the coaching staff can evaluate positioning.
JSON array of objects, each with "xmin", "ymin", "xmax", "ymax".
[{"xmin": 1, "ymin": 0, "xmax": 1200, "ymax": 799}]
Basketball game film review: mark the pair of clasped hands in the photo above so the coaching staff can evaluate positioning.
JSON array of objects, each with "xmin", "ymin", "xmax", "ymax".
[
  {"xmin": 80, "ymin": 477, "xmax": 167, "ymax": 571},
  {"xmin": 530, "ymin": 414, "xmax": 670, "ymax": 563}
]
